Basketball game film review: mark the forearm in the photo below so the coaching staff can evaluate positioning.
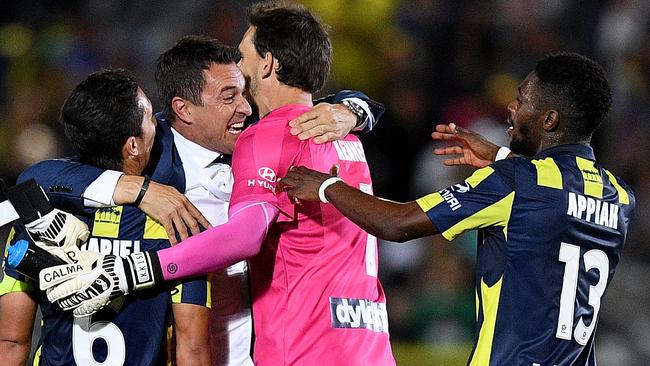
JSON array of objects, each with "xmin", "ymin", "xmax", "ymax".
[
  {"xmin": 112, "ymin": 175, "xmax": 145, "ymax": 205},
  {"xmin": 324, "ymin": 182, "xmax": 438, "ymax": 242},
  {"xmin": 157, "ymin": 201, "xmax": 278, "ymax": 280}
]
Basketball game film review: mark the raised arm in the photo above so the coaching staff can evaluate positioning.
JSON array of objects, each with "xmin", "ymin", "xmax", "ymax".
[
  {"xmin": 18, "ymin": 159, "xmax": 209, "ymax": 243},
  {"xmin": 277, "ymin": 166, "xmax": 437, "ymax": 242},
  {"xmin": 289, "ymin": 90, "xmax": 385, "ymax": 143},
  {"xmin": 39, "ymin": 200, "xmax": 279, "ymax": 317},
  {"xmin": 432, "ymin": 123, "xmax": 511, "ymax": 168}
]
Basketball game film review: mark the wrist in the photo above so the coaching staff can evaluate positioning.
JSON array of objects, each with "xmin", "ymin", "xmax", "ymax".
[
  {"xmin": 123, "ymin": 251, "xmax": 163, "ymax": 291},
  {"xmin": 114, "ymin": 176, "xmax": 146, "ymax": 205},
  {"xmin": 318, "ymin": 177, "xmax": 344, "ymax": 203},
  {"xmin": 342, "ymin": 99, "xmax": 367, "ymax": 131}
]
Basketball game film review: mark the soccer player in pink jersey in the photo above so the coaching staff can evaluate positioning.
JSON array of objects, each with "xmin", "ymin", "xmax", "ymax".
[{"xmin": 42, "ymin": 2, "xmax": 396, "ymax": 365}]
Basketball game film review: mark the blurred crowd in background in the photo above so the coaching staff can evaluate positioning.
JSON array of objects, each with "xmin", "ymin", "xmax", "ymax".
[{"xmin": 0, "ymin": 1, "xmax": 648, "ymax": 365}]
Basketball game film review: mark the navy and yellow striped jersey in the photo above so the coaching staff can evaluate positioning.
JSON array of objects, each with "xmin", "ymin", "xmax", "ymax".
[
  {"xmin": 416, "ymin": 144, "xmax": 635, "ymax": 366},
  {"xmin": 1, "ymin": 204, "xmax": 210, "ymax": 366}
]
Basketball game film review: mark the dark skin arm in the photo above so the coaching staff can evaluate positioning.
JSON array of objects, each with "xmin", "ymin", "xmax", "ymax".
[
  {"xmin": 277, "ymin": 166, "xmax": 438, "ymax": 242},
  {"xmin": 0, "ymin": 292, "xmax": 37, "ymax": 366}
]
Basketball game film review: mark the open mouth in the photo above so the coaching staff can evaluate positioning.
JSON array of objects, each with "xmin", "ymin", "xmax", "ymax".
[{"xmin": 228, "ymin": 121, "xmax": 245, "ymax": 134}]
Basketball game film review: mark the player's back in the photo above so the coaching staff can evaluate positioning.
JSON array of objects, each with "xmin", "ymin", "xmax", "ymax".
[
  {"xmin": 12, "ymin": 158, "xmax": 197, "ymax": 366},
  {"xmin": 33, "ymin": 205, "xmax": 172, "ymax": 366},
  {"xmin": 231, "ymin": 105, "xmax": 395, "ymax": 365},
  {"xmin": 469, "ymin": 144, "xmax": 634, "ymax": 365}
]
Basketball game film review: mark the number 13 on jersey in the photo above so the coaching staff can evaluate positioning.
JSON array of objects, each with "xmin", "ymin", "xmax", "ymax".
[{"xmin": 556, "ymin": 242, "xmax": 609, "ymax": 345}]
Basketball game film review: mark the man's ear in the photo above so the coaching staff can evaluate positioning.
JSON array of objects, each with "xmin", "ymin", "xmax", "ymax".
[
  {"xmin": 172, "ymin": 97, "xmax": 193, "ymax": 124},
  {"xmin": 543, "ymin": 110, "xmax": 559, "ymax": 132},
  {"xmin": 124, "ymin": 136, "xmax": 139, "ymax": 157},
  {"xmin": 261, "ymin": 52, "xmax": 274, "ymax": 79}
]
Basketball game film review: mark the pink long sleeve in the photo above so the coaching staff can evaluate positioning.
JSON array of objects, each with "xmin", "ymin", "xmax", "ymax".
[{"xmin": 157, "ymin": 200, "xmax": 279, "ymax": 281}]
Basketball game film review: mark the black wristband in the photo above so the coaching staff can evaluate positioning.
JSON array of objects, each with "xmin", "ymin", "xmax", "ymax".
[{"xmin": 133, "ymin": 176, "xmax": 150, "ymax": 207}]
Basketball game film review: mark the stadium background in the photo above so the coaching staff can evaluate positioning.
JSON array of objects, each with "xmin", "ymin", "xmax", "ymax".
[{"xmin": 0, "ymin": 1, "xmax": 648, "ymax": 365}]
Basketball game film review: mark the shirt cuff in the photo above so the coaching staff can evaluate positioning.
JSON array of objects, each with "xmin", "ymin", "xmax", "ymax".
[
  {"xmin": 344, "ymin": 97, "xmax": 373, "ymax": 132},
  {"xmin": 83, "ymin": 170, "xmax": 124, "ymax": 207}
]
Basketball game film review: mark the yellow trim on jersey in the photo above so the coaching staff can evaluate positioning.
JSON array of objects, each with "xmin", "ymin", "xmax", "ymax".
[
  {"xmin": 92, "ymin": 206, "xmax": 124, "ymax": 238},
  {"xmin": 0, "ymin": 273, "xmax": 33, "ymax": 294},
  {"xmin": 441, "ymin": 192, "xmax": 515, "ymax": 241},
  {"xmin": 576, "ymin": 157, "xmax": 603, "ymax": 198},
  {"xmin": 1, "ymin": 227, "xmax": 33, "ymax": 294},
  {"xmin": 531, "ymin": 158, "xmax": 563, "ymax": 189},
  {"xmin": 416, "ymin": 192, "xmax": 444, "ymax": 212},
  {"xmin": 171, "ymin": 282, "xmax": 183, "ymax": 304},
  {"xmin": 33, "ymin": 345, "xmax": 42, "ymax": 366},
  {"xmin": 475, "ymin": 289, "xmax": 479, "ymax": 321},
  {"xmin": 206, "ymin": 277, "xmax": 212, "ymax": 308},
  {"xmin": 466, "ymin": 166, "xmax": 495, "ymax": 188},
  {"xmin": 144, "ymin": 215, "xmax": 168, "ymax": 240},
  {"xmin": 469, "ymin": 276, "xmax": 503, "ymax": 366},
  {"xmin": 604, "ymin": 169, "xmax": 630, "ymax": 205}
]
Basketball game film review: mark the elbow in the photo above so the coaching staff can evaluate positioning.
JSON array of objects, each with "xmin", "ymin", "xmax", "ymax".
[{"xmin": 372, "ymin": 221, "xmax": 416, "ymax": 243}]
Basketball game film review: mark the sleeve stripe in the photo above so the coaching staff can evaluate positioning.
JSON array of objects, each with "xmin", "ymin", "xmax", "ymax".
[
  {"xmin": 441, "ymin": 192, "xmax": 516, "ymax": 241},
  {"xmin": 416, "ymin": 192, "xmax": 444, "ymax": 212},
  {"xmin": 604, "ymin": 170, "xmax": 630, "ymax": 205},
  {"xmin": 466, "ymin": 166, "xmax": 495, "ymax": 188}
]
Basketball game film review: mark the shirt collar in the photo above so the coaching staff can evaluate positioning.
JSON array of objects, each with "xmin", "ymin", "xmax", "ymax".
[
  {"xmin": 171, "ymin": 127, "xmax": 223, "ymax": 169},
  {"xmin": 534, "ymin": 143, "xmax": 595, "ymax": 160}
]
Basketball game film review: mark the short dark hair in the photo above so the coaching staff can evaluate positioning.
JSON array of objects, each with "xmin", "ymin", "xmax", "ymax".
[
  {"xmin": 247, "ymin": 1, "xmax": 332, "ymax": 93},
  {"xmin": 155, "ymin": 35, "xmax": 241, "ymax": 120},
  {"xmin": 534, "ymin": 52, "xmax": 612, "ymax": 138},
  {"xmin": 61, "ymin": 68, "xmax": 143, "ymax": 171}
]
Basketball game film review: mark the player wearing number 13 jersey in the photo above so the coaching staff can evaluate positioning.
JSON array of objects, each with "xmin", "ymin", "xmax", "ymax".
[
  {"xmin": 276, "ymin": 52, "xmax": 635, "ymax": 366},
  {"xmin": 416, "ymin": 143, "xmax": 634, "ymax": 365}
]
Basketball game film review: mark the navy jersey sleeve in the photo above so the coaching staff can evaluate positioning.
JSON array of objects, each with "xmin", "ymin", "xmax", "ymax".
[
  {"xmin": 314, "ymin": 89, "xmax": 385, "ymax": 134},
  {"xmin": 415, "ymin": 160, "xmax": 517, "ymax": 241},
  {"xmin": 18, "ymin": 159, "xmax": 105, "ymax": 215}
]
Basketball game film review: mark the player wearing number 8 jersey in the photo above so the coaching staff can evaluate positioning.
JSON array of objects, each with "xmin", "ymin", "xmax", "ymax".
[{"xmin": 277, "ymin": 52, "xmax": 635, "ymax": 365}]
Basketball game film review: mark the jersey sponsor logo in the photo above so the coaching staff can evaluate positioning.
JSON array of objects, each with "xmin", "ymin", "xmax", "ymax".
[
  {"xmin": 439, "ymin": 188, "xmax": 462, "ymax": 211},
  {"xmin": 330, "ymin": 297, "xmax": 389, "ymax": 333},
  {"xmin": 258, "ymin": 167, "xmax": 277, "ymax": 183},
  {"xmin": 333, "ymin": 140, "xmax": 367, "ymax": 162},
  {"xmin": 567, "ymin": 192, "xmax": 619, "ymax": 229},
  {"xmin": 41, "ymin": 264, "xmax": 84, "ymax": 285},
  {"xmin": 451, "ymin": 182, "xmax": 471, "ymax": 193},
  {"xmin": 80, "ymin": 237, "xmax": 141, "ymax": 258}
]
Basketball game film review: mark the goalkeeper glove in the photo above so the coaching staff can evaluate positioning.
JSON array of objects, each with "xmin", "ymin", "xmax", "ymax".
[
  {"xmin": 5, "ymin": 179, "xmax": 90, "ymax": 251},
  {"xmin": 40, "ymin": 251, "xmax": 164, "ymax": 317}
]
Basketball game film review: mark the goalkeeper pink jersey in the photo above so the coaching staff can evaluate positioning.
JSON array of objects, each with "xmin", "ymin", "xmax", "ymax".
[{"xmin": 230, "ymin": 104, "xmax": 395, "ymax": 365}]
